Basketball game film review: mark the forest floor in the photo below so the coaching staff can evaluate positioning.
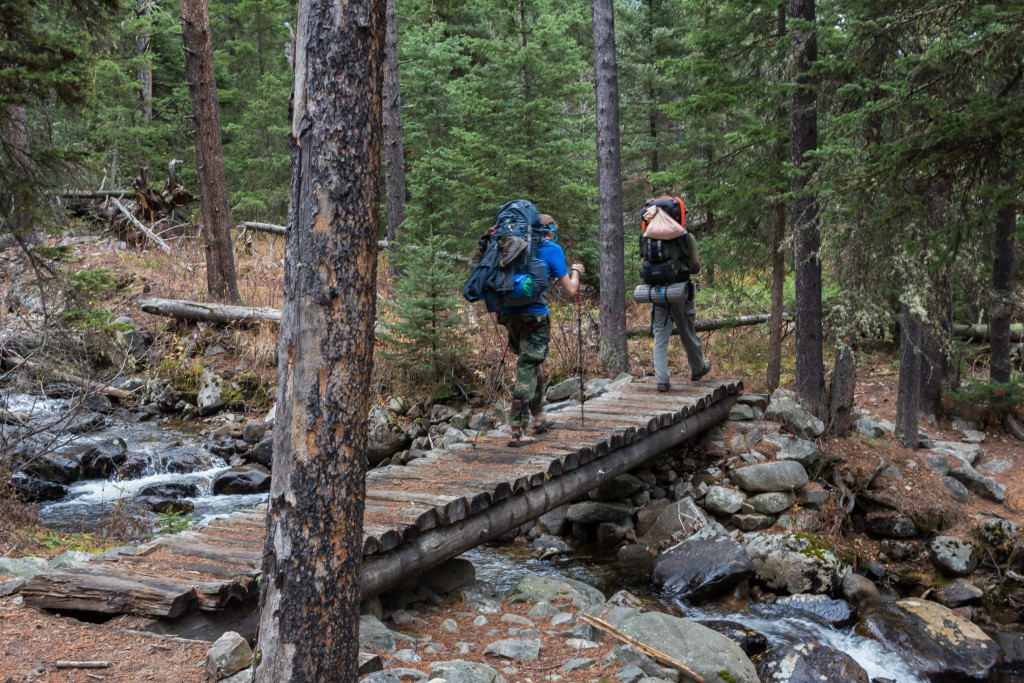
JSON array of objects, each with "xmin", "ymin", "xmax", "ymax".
[{"xmin": 1, "ymin": 231, "xmax": 1022, "ymax": 681}]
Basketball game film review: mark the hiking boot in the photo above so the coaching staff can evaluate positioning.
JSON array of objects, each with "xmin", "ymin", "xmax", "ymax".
[
  {"xmin": 657, "ymin": 382, "xmax": 671, "ymax": 392},
  {"xmin": 691, "ymin": 360, "xmax": 712, "ymax": 382}
]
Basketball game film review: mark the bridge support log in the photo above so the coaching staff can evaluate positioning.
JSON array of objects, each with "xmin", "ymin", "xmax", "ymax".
[{"xmin": 359, "ymin": 392, "xmax": 737, "ymax": 597}]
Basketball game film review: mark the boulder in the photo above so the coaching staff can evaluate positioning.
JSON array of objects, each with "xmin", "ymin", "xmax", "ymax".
[
  {"xmin": 635, "ymin": 499, "xmax": 672, "ymax": 537},
  {"xmin": 856, "ymin": 599, "xmax": 1001, "ymax": 682},
  {"xmin": 922, "ymin": 454, "xmax": 951, "ymax": 475},
  {"xmin": 136, "ymin": 482, "xmax": 201, "ymax": 499},
  {"xmin": 933, "ymin": 578, "xmax": 984, "ymax": 608},
  {"xmin": 546, "ymin": 378, "xmax": 582, "ymax": 402},
  {"xmin": 430, "ymin": 660, "xmax": 505, "ymax": 683},
  {"xmin": 975, "ymin": 517, "xmax": 1023, "ymax": 567},
  {"xmin": 367, "ymin": 405, "xmax": 411, "ymax": 465},
  {"xmin": 774, "ymin": 594, "xmax": 853, "ymax": 626},
  {"xmin": 616, "ymin": 612, "xmax": 759, "ymax": 683},
  {"xmin": 760, "ymin": 434, "xmax": 820, "ymax": 468},
  {"xmin": 942, "ymin": 476, "xmax": 972, "ymax": 501},
  {"xmin": 482, "ymin": 638, "xmax": 540, "ymax": 661},
  {"xmin": 146, "ymin": 378, "xmax": 178, "ymax": 411},
  {"xmin": 929, "ymin": 536, "xmax": 979, "ymax": 577},
  {"xmin": 853, "ymin": 417, "xmax": 887, "ymax": 438},
  {"xmin": 931, "ymin": 441, "xmax": 985, "ymax": 465},
  {"xmin": 704, "ymin": 486, "xmax": 746, "ymax": 515},
  {"xmin": 639, "ymin": 498, "xmax": 707, "ymax": 549},
  {"xmin": 537, "ymin": 504, "xmax": 572, "ymax": 536},
  {"xmin": 697, "ymin": 620, "xmax": 768, "ymax": 657},
  {"xmin": 840, "ymin": 573, "xmax": 881, "ymax": 612},
  {"xmin": 359, "ymin": 615, "xmax": 397, "ymax": 653},
  {"xmin": 241, "ymin": 421, "xmax": 267, "ymax": 444},
  {"xmin": 7, "ymin": 471, "xmax": 67, "ymax": 502},
  {"xmin": 205, "ymin": 631, "xmax": 252, "ymax": 681},
  {"xmin": 565, "ymin": 501, "xmax": 633, "ymax": 524},
  {"xmin": 252, "ymin": 437, "xmax": 274, "ymax": 468},
  {"xmin": 198, "ymin": 368, "xmax": 226, "ymax": 415},
  {"xmin": 729, "ymin": 404, "xmax": 755, "ymax": 421},
  {"xmin": 0, "ymin": 557, "xmax": 47, "ymax": 578},
  {"xmin": 652, "ymin": 521, "xmax": 754, "ymax": 601},
  {"xmin": 507, "ymin": 574, "xmax": 605, "ymax": 608},
  {"xmin": 949, "ymin": 466, "xmax": 1005, "ymax": 502},
  {"xmin": 865, "ymin": 513, "xmax": 919, "ymax": 539},
  {"xmin": 765, "ymin": 389, "xmax": 825, "ymax": 438},
  {"xmin": 745, "ymin": 492, "xmax": 796, "ymax": 515},
  {"xmin": 755, "ymin": 642, "xmax": 869, "ymax": 683},
  {"xmin": 212, "ymin": 465, "xmax": 271, "ymax": 495},
  {"xmin": 741, "ymin": 532, "xmax": 843, "ymax": 595},
  {"xmin": 79, "ymin": 438, "xmax": 129, "ymax": 479},
  {"xmin": 589, "ymin": 474, "xmax": 644, "ymax": 501},
  {"xmin": 730, "ymin": 461, "xmax": 808, "ymax": 493},
  {"xmin": 23, "ymin": 451, "xmax": 81, "ymax": 485},
  {"xmin": 731, "ymin": 513, "xmax": 775, "ymax": 531}
]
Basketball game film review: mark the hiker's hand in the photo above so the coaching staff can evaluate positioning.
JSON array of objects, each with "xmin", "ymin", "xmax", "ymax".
[{"xmin": 571, "ymin": 264, "xmax": 585, "ymax": 278}]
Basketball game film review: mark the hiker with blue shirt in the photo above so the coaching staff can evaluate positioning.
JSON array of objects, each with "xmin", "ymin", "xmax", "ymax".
[{"xmin": 499, "ymin": 213, "xmax": 585, "ymax": 447}]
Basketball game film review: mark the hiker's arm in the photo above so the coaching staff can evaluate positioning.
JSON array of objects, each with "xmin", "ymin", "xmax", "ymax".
[
  {"xmin": 686, "ymin": 234, "xmax": 701, "ymax": 274},
  {"xmin": 557, "ymin": 263, "xmax": 585, "ymax": 297}
]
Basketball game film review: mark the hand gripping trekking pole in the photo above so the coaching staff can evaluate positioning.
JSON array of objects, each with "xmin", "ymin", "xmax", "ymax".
[
  {"xmin": 473, "ymin": 339, "xmax": 510, "ymax": 450},
  {"xmin": 577, "ymin": 284, "xmax": 585, "ymax": 428}
]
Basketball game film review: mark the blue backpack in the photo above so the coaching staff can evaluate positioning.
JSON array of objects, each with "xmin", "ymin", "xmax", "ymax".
[{"xmin": 463, "ymin": 200, "xmax": 550, "ymax": 312}]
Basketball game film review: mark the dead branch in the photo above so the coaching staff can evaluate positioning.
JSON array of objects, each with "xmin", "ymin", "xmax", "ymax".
[
  {"xmin": 110, "ymin": 198, "xmax": 171, "ymax": 254},
  {"xmin": 579, "ymin": 614, "xmax": 705, "ymax": 683}
]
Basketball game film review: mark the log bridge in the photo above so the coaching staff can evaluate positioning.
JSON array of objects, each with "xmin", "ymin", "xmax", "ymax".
[{"xmin": 20, "ymin": 379, "xmax": 741, "ymax": 632}]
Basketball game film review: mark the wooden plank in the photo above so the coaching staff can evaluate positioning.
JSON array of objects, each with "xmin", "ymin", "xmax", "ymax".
[
  {"xmin": 116, "ymin": 556, "xmax": 261, "ymax": 581},
  {"xmin": 155, "ymin": 535, "xmax": 261, "ymax": 568},
  {"xmin": 21, "ymin": 568, "xmax": 199, "ymax": 618},
  {"xmin": 364, "ymin": 489, "xmax": 468, "ymax": 524},
  {"xmin": 362, "ymin": 499, "xmax": 439, "ymax": 532}
]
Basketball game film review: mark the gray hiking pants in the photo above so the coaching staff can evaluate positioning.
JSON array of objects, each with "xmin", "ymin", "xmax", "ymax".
[{"xmin": 652, "ymin": 291, "xmax": 703, "ymax": 385}]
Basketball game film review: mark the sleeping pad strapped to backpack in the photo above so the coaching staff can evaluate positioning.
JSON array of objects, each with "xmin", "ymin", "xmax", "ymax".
[
  {"xmin": 639, "ymin": 195, "xmax": 691, "ymax": 286},
  {"xmin": 463, "ymin": 199, "xmax": 550, "ymax": 312}
]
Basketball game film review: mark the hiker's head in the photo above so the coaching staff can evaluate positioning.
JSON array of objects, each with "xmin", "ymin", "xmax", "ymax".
[{"xmin": 539, "ymin": 214, "xmax": 558, "ymax": 242}]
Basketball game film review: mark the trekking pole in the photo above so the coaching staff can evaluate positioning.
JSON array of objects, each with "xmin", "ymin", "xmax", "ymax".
[
  {"xmin": 577, "ymin": 283, "xmax": 585, "ymax": 428},
  {"xmin": 473, "ymin": 339, "xmax": 510, "ymax": 450}
]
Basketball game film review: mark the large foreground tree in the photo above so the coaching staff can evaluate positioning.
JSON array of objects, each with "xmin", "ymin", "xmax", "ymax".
[{"xmin": 254, "ymin": 0, "xmax": 384, "ymax": 680}]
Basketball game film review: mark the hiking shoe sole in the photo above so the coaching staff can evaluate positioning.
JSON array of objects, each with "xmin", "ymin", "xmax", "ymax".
[
  {"xmin": 691, "ymin": 360, "xmax": 712, "ymax": 382},
  {"xmin": 657, "ymin": 383, "xmax": 671, "ymax": 392}
]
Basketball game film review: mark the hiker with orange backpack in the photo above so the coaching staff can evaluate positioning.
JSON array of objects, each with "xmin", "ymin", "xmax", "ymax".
[{"xmin": 638, "ymin": 196, "xmax": 711, "ymax": 391}]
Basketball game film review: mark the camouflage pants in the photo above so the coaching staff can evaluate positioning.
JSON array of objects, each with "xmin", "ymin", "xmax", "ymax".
[{"xmin": 498, "ymin": 313, "xmax": 551, "ymax": 428}]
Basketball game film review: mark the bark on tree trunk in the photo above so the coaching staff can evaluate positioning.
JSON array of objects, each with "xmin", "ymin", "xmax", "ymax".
[
  {"xmin": 6, "ymin": 105, "xmax": 37, "ymax": 244},
  {"xmin": 137, "ymin": 0, "xmax": 152, "ymax": 121},
  {"xmin": 592, "ymin": 0, "xmax": 627, "ymax": 374},
  {"xmin": 181, "ymin": 0, "xmax": 241, "ymax": 304},
  {"xmin": 829, "ymin": 264, "xmax": 856, "ymax": 436},
  {"xmin": 896, "ymin": 302, "xmax": 923, "ymax": 449},
  {"xmin": 382, "ymin": 0, "xmax": 407, "ymax": 252},
  {"xmin": 990, "ymin": 202, "xmax": 1016, "ymax": 384},
  {"xmin": 789, "ymin": 0, "xmax": 825, "ymax": 418},
  {"xmin": 254, "ymin": 0, "xmax": 383, "ymax": 681},
  {"xmin": 920, "ymin": 267, "xmax": 951, "ymax": 424},
  {"xmin": 766, "ymin": 202, "xmax": 786, "ymax": 393}
]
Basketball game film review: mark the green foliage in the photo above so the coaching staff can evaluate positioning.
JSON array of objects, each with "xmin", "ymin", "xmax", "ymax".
[
  {"xmin": 153, "ymin": 509, "xmax": 195, "ymax": 535},
  {"xmin": 946, "ymin": 377, "xmax": 1024, "ymax": 419},
  {"xmin": 379, "ymin": 232, "xmax": 470, "ymax": 397}
]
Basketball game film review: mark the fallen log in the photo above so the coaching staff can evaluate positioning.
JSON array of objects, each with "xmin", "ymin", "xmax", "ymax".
[
  {"xmin": 237, "ymin": 222, "xmax": 471, "ymax": 264},
  {"xmin": 2, "ymin": 353, "xmax": 135, "ymax": 401},
  {"xmin": 627, "ymin": 313, "xmax": 793, "ymax": 338},
  {"xmin": 140, "ymin": 298, "xmax": 281, "ymax": 326},
  {"xmin": 111, "ymin": 197, "xmax": 172, "ymax": 254},
  {"xmin": 55, "ymin": 662, "xmax": 111, "ymax": 670},
  {"xmin": 60, "ymin": 190, "xmax": 129, "ymax": 200},
  {"xmin": 579, "ymin": 614, "xmax": 705, "ymax": 683},
  {"xmin": 953, "ymin": 323, "xmax": 1024, "ymax": 342}
]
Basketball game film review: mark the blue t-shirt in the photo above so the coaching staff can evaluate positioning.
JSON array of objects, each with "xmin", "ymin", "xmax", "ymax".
[{"xmin": 500, "ymin": 239, "xmax": 568, "ymax": 315}]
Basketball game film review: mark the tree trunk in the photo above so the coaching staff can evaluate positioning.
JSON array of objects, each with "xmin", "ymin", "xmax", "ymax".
[
  {"xmin": 920, "ymin": 266, "xmax": 951, "ymax": 423},
  {"xmin": 254, "ymin": 0, "xmax": 382, "ymax": 680},
  {"xmin": 990, "ymin": 202, "xmax": 1016, "ymax": 384},
  {"xmin": 137, "ymin": 0, "xmax": 152, "ymax": 121},
  {"xmin": 829, "ymin": 264, "xmax": 856, "ymax": 436},
  {"xmin": 181, "ymin": 0, "xmax": 241, "ymax": 304},
  {"xmin": 6, "ymin": 105, "xmax": 37, "ymax": 244},
  {"xmin": 382, "ymin": 0, "xmax": 407, "ymax": 253},
  {"xmin": 766, "ymin": 203, "xmax": 786, "ymax": 392},
  {"xmin": 592, "ymin": 0, "xmax": 627, "ymax": 374},
  {"xmin": 789, "ymin": 0, "xmax": 825, "ymax": 418},
  {"xmin": 896, "ymin": 302, "xmax": 923, "ymax": 449}
]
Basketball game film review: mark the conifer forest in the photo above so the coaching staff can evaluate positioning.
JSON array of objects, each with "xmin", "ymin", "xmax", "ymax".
[{"xmin": 1, "ymin": 0, "xmax": 1023, "ymax": 680}]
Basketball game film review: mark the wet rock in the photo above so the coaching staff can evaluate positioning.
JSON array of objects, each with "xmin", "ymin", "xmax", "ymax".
[
  {"xmin": 942, "ymin": 476, "xmax": 972, "ymax": 501},
  {"xmin": 136, "ymin": 482, "xmax": 201, "ymax": 498},
  {"xmin": 507, "ymin": 574, "xmax": 605, "ymax": 608},
  {"xmin": 616, "ymin": 612, "xmax": 759, "ymax": 683},
  {"xmin": 23, "ymin": 451, "xmax": 81, "ymax": 485},
  {"xmin": 756, "ymin": 641, "xmax": 869, "ymax": 683},
  {"xmin": 653, "ymin": 521, "xmax": 753, "ymax": 601},
  {"xmin": 698, "ymin": 620, "xmax": 768, "ymax": 657},
  {"xmin": 841, "ymin": 574, "xmax": 881, "ymax": 612},
  {"xmin": 590, "ymin": 474, "xmax": 644, "ymax": 501},
  {"xmin": 430, "ymin": 659, "xmax": 505, "ymax": 683},
  {"xmin": 616, "ymin": 544, "xmax": 655, "ymax": 574},
  {"xmin": 856, "ymin": 599, "xmax": 1001, "ymax": 682},
  {"xmin": 741, "ymin": 532, "xmax": 843, "ymax": 595},
  {"xmin": 212, "ymin": 465, "xmax": 271, "ymax": 495},
  {"xmin": 565, "ymin": 501, "xmax": 633, "ymax": 524},
  {"xmin": 765, "ymin": 389, "xmax": 825, "ymax": 439},
  {"xmin": 205, "ymin": 631, "xmax": 252, "ymax": 680},
  {"xmin": 639, "ymin": 498, "xmax": 707, "ymax": 550},
  {"xmin": 760, "ymin": 434, "xmax": 820, "ymax": 468},
  {"xmin": 774, "ymin": 594, "xmax": 853, "ymax": 626},
  {"xmin": 929, "ymin": 536, "xmax": 979, "ymax": 577},
  {"xmin": 704, "ymin": 486, "xmax": 746, "ymax": 515},
  {"xmin": 139, "ymin": 496, "xmax": 195, "ymax": 514},
  {"xmin": 950, "ymin": 465, "xmax": 1006, "ymax": 503},
  {"xmin": 64, "ymin": 411, "xmax": 107, "ymax": 434},
  {"xmin": 933, "ymin": 578, "xmax": 984, "ymax": 608},
  {"xmin": 597, "ymin": 518, "xmax": 635, "ymax": 546},
  {"xmin": 865, "ymin": 513, "xmax": 919, "ymax": 539},
  {"xmin": 931, "ymin": 441, "xmax": 984, "ymax": 465},
  {"xmin": 546, "ymin": 378, "xmax": 581, "ymax": 402},
  {"xmin": 7, "ymin": 471, "xmax": 68, "ymax": 501},
  {"xmin": 359, "ymin": 615, "xmax": 397, "ymax": 653},
  {"xmin": 483, "ymin": 638, "xmax": 540, "ymax": 661},
  {"xmin": 730, "ymin": 460, "xmax": 808, "ymax": 493}
]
